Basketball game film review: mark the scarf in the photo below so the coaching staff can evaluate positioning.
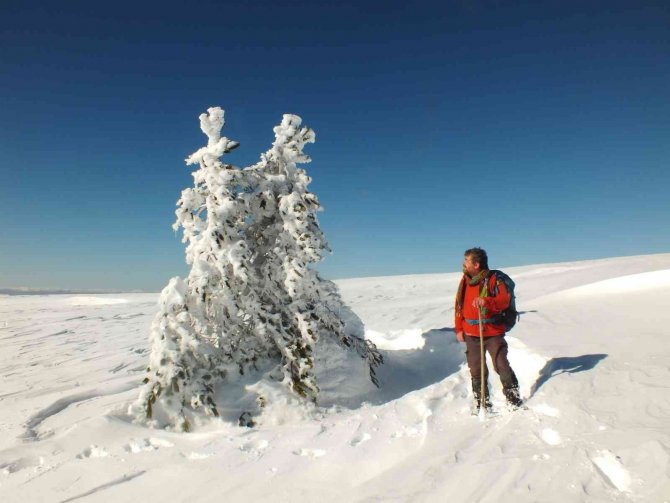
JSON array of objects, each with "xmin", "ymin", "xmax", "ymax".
[{"xmin": 455, "ymin": 269, "xmax": 489, "ymax": 317}]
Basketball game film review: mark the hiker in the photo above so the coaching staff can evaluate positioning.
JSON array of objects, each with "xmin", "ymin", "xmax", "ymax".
[{"xmin": 455, "ymin": 247, "xmax": 523, "ymax": 411}]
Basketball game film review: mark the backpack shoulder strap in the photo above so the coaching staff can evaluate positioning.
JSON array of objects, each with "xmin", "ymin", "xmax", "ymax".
[{"xmin": 485, "ymin": 270, "xmax": 499, "ymax": 296}]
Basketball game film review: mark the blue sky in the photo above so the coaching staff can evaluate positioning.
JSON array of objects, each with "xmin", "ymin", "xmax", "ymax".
[{"xmin": 1, "ymin": 0, "xmax": 668, "ymax": 290}]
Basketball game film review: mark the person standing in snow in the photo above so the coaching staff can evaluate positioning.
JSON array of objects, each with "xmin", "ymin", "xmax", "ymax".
[{"xmin": 455, "ymin": 247, "xmax": 523, "ymax": 411}]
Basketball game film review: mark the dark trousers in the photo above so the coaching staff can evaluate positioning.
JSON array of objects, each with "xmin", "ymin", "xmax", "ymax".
[{"xmin": 464, "ymin": 335, "xmax": 517, "ymax": 387}]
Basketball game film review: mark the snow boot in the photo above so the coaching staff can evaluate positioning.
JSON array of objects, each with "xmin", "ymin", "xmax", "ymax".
[
  {"xmin": 471, "ymin": 378, "xmax": 492, "ymax": 415},
  {"xmin": 501, "ymin": 373, "xmax": 523, "ymax": 409},
  {"xmin": 503, "ymin": 386, "xmax": 523, "ymax": 409}
]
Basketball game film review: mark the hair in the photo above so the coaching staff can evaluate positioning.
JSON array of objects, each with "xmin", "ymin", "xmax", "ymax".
[{"xmin": 464, "ymin": 247, "xmax": 489, "ymax": 270}]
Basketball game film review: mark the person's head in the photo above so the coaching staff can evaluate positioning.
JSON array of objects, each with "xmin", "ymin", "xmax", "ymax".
[{"xmin": 463, "ymin": 247, "xmax": 489, "ymax": 277}]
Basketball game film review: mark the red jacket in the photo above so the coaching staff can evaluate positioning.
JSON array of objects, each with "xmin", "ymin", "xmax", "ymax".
[{"xmin": 455, "ymin": 273, "xmax": 511, "ymax": 337}]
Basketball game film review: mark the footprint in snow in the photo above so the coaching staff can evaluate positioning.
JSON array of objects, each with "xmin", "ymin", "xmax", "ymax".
[
  {"xmin": 240, "ymin": 439, "xmax": 270, "ymax": 453},
  {"xmin": 294, "ymin": 448, "xmax": 326, "ymax": 459},
  {"xmin": 591, "ymin": 449, "xmax": 632, "ymax": 493},
  {"xmin": 350, "ymin": 433, "xmax": 372, "ymax": 447},
  {"xmin": 77, "ymin": 445, "xmax": 110, "ymax": 459},
  {"xmin": 0, "ymin": 456, "xmax": 45, "ymax": 475}
]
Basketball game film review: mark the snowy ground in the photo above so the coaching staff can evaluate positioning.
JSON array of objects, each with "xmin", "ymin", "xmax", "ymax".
[{"xmin": 1, "ymin": 254, "xmax": 670, "ymax": 502}]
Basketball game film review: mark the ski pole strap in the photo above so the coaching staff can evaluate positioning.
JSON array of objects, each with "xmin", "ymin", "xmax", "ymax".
[{"xmin": 465, "ymin": 318, "xmax": 496, "ymax": 325}]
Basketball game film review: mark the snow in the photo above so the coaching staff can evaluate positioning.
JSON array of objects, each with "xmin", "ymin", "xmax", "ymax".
[
  {"xmin": 68, "ymin": 296, "xmax": 130, "ymax": 306},
  {"xmin": 562, "ymin": 268, "xmax": 670, "ymax": 295},
  {"xmin": 365, "ymin": 328, "xmax": 425, "ymax": 350},
  {"xmin": 592, "ymin": 449, "xmax": 633, "ymax": 493},
  {"xmin": 1, "ymin": 254, "xmax": 670, "ymax": 501},
  {"xmin": 539, "ymin": 428, "xmax": 562, "ymax": 446}
]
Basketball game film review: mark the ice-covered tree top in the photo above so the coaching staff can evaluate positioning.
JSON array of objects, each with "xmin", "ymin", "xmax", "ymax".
[
  {"xmin": 269, "ymin": 114, "xmax": 315, "ymax": 166},
  {"xmin": 185, "ymin": 107, "xmax": 240, "ymax": 166}
]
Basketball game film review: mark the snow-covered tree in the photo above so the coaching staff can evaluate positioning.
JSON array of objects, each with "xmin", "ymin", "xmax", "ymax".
[
  {"xmin": 130, "ymin": 108, "xmax": 266, "ymax": 430},
  {"xmin": 132, "ymin": 277, "xmax": 223, "ymax": 431},
  {"xmin": 246, "ymin": 115, "xmax": 383, "ymax": 399},
  {"xmin": 131, "ymin": 107, "xmax": 382, "ymax": 430}
]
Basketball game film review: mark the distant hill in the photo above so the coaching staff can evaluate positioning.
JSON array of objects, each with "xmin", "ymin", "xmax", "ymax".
[{"xmin": 0, "ymin": 287, "xmax": 145, "ymax": 296}]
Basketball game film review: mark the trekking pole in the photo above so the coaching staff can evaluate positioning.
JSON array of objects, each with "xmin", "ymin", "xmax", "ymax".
[{"xmin": 478, "ymin": 305, "xmax": 486, "ymax": 419}]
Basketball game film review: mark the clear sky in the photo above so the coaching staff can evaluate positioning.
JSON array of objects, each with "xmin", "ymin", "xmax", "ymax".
[{"xmin": 1, "ymin": 0, "xmax": 669, "ymax": 291}]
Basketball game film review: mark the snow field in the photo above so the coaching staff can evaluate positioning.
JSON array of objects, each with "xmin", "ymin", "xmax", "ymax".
[{"xmin": 1, "ymin": 254, "xmax": 670, "ymax": 501}]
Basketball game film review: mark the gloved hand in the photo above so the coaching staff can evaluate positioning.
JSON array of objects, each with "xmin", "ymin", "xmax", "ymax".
[{"xmin": 472, "ymin": 297, "xmax": 487, "ymax": 308}]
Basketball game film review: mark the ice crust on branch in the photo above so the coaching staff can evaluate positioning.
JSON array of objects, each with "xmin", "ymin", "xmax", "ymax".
[{"xmin": 130, "ymin": 107, "xmax": 382, "ymax": 430}]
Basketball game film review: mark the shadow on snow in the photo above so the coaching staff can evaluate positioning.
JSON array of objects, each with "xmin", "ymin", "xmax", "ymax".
[
  {"xmin": 320, "ymin": 327, "xmax": 465, "ymax": 409},
  {"xmin": 530, "ymin": 353, "xmax": 608, "ymax": 397}
]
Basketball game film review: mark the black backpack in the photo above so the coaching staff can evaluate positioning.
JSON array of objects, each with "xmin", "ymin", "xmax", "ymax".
[{"xmin": 485, "ymin": 270, "xmax": 519, "ymax": 331}]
